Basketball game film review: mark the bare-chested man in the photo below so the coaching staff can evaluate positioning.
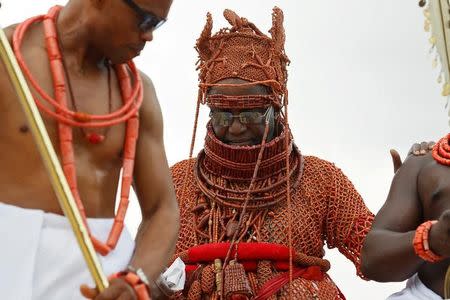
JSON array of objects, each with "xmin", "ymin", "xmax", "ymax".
[
  {"xmin": 361, "ymin": 136, "xmax": 450, "ymax": 299},
  {"xmin": 0, "ymin": 0, "xmax": 179, "ymax": 299}
]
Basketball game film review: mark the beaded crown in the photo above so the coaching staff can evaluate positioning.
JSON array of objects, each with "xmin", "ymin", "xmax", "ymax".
[{"xmin": 195, "ymin": 7, "xmax": 290, "ymax": 108}]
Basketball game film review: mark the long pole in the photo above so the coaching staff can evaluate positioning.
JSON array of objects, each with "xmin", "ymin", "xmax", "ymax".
[{"xmin": 0, "ymin": 17, "xmax": 108, "ymax": 291}]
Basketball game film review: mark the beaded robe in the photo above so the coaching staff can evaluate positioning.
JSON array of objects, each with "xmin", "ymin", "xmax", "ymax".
[{"xmin": 170, "ymin": 128, "xmax": 374, "ymax": 299}]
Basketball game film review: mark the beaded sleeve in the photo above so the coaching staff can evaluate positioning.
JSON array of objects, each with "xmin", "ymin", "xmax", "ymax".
[{"xmin": 324, "ymin": 163, "xmax": 374, "ymax": 278}]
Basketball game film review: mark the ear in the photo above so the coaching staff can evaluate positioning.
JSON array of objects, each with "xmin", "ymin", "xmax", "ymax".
[
  {"xmin": 195, "ymin": 12, "xmax": 213, "ymax": 61},
  {"xmin": 269, "ymin": 7, "xmax": 285, "ymax": 54}
]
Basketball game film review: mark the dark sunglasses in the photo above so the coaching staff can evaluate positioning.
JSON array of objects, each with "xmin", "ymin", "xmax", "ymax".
[{"xmin": 123, "ymin": 0, "xmax": 166, "ymax": 32}]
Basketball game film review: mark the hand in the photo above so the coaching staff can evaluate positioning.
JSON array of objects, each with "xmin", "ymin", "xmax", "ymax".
[
  {"xmin": 390, "ymin": 141, "xmax": 435, "ymax": 173},
  {"xmin": 428, "ymin": 210, "xmax": 450, "ymax": 258},
  {"xmin": 390, "ymin": 149, "xmax": 403, "ymax": 173},
  {"xmin": 408, "ymin": 141, "xmax": 435, "ymax": 156},
  {"xmin": 80, "ymin": 278, "xmax": 137, "ymax": 300}
]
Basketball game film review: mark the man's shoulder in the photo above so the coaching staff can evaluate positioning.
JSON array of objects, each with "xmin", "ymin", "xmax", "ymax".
[
  {"xmin": 0, "ymin": 25, "xmax": 19, "ymax": 97},
  {"xmin": 169, "ymin": 158, "xmax": 197, "ymax": 192},
  {"xmin": 417, "ymin": 153, "xmax": 446, "ymax": 181},
  {"xmin": 133, "ymin": 69, "xmax": 163, "ymax": 134},
  {"xmin": 3, "ymin": 25, "xmax": 16, "ymax": 42},
  {"xmin": 398, "ymin": 151, "xmax": 433, "ymax": 179},
  {"xmin": 0, "ymin": 25, "xmax": 17, "ymax": 75},
  {"xmin": 302, "ymin": 155, "xmax": 338, "ymax": 173},
  {"xmin": 170, "ymin": 158, "xmax": 196, "ymax": 175},
  {"xmin": 138, "ymin": 70, "xmax": 157, "ymax": 96},
  {"xmin": 299, "ymin": 155, "xmax": 354, "ymax": 188}
]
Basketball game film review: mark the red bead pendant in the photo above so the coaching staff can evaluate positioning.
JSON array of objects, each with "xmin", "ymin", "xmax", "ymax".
[{"xmin": 86, "ymin": 132, "xmax": 105, "ymax": 144}]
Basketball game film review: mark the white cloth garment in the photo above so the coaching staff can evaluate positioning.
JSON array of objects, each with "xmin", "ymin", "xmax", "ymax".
[
  {"xmin": 0, "ymin": 202, "xmax": 135, "ymax": 300},
  {"xmin": 387, "ymin": 273, "xmax": 442, "ymax": 300},
  {"xmin": 162, "ymin": 257, "xmax": 185, "ymax": 291}
]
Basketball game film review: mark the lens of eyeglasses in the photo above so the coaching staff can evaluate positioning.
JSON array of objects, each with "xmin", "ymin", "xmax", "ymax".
[
  {"xmin": 210, "ymin": 111, "xmax": 265, "ymax": 127},
  {"xmin": 239, "ymin": 111, "xmax": 264, "ymax": 124},
  {"xmin": 139, "ymin": 17, "xmax": 166, "ymax": 32},
  {"xmin": 210, "ymin": 112, "xmax": 231, "ymax": 127}
]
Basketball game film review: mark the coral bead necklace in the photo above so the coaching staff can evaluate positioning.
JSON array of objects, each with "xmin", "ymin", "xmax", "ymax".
[{"xmin": 13, "ymin": 5, "xmax": 143, "ymax": 255}]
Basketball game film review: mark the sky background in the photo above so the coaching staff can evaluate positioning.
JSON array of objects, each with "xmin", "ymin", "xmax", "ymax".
[{"xmin": 1, "ymin": 0, "xmax": 448, "ymax": 299}]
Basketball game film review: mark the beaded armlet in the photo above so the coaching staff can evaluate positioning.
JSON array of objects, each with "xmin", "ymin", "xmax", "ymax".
[{"xmin": 413, "ymin": 220, "xmax": 444, "ymax": 263}]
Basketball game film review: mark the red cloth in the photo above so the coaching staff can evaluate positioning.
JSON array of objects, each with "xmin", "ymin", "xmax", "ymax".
[
  {"xmin": 185, "ymin": 242, "xmax": 294, "ymax": 263},
  {"xmin": 254, "ymin": 266, "xmax": 324, "ymax": 300},
  {"xmin": 185, "ymin": 261, "xmax": 293, "ymax": 273},
  {"xmin": 184, "ymin": 242, "xmax": 299, "ymax": 273}
]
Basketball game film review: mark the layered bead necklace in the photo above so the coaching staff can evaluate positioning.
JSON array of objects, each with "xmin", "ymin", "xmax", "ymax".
[
  {"xmin": 13, "ymin": 5, "xmax": 143, "ymax": 255},
  {"xmin": 433, "ymin": 133, "xmax": 450, "ymax": 166}
]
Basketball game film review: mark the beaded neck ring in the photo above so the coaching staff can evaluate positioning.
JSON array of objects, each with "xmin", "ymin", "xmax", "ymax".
[{"xmin": 432, "ymin": 133, "xmax": 450, "ymax": 166}]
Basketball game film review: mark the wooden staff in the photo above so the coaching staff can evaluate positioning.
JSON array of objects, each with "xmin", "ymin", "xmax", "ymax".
[{"xmin": 0, "ymin": 7, "xmax": 108, "ymax": 291}]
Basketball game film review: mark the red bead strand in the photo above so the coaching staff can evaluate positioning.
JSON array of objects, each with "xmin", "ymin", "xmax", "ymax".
[{"xmin": 13, "ymin": 5, "xmax": 143, "ymax": 256}]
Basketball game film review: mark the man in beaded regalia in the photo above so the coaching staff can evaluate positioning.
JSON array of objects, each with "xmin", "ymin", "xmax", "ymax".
[
  {"xmin": 0, "ymin": 0, "xmax": 181, "ymax": 299},
  {"xmin": 169, "ymin": 7, "xmax": 376, "ymax": 299}
]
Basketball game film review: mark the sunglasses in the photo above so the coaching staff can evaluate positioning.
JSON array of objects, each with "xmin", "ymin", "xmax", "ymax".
[
  {"xmin": 209, "ymin": 107, "xmax": 272, "ymax": 127},
  {"xmin": 123, "ymin": 0, "xmax": 166, "ymax": 32}
]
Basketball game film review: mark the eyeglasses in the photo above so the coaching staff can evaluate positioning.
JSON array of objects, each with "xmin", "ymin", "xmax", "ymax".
[
  {"xmin": 123, "ymin": 0, "xmax": 166, "ymax": 32},
  {"xmin": 209, "ymin": 107, "xmax": 272, "ymax": 127}
]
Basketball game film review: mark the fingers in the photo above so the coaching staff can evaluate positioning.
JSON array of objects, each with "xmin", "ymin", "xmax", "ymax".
[
  {"xmin": 80, "ymin": 284, "xmax": 98, "ymax": 299},
  {"xmin": 410, "ymin": 143, "xmax": 421, "ymax": 155},
  {"xmin": 96, "ymin": 282, "xmax": 123, "ymax": 300},
  {"xmin": 408, "ymin": 141, "xmax": 434, "ymax": 157},
  {"xmin": 390, "ymin": 149, "xmax": 402, "ymax": 173},
  {"xmin": 117, "ymin": 293, "xmax": 136, "ymax": 300},
  {"xmin": 95, "ymin": 278, "xmax": 136, "ymax": 300},
  {"xmin": 420, "ymin": 142, "xmax": 428, "ymax": 154}
]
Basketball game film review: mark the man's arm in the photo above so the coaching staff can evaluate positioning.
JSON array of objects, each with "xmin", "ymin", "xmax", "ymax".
[
  {"xmin": 130, "ymin": 72, "xmax": 179, "ymax": 282},
  {"xmin": 81, "ymin": 74, "xmax": 179, "ymax": 300},
  {"xmin": 360, "ymin": 156, "xmax": 426, "ymax": 282},
  {"xmin": 323, "ymin": 162, "xmax": 374, "ymax": 278}
]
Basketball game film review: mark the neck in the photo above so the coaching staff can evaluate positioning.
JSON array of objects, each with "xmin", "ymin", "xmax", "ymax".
[
  {"xmin": 56, "ymin": 2, "xmax": 107, "ymax": 74},
  {"xmin": 194, "ymin": 124, "xmax": 304, "ymax": 210},
  {"xmin": 203, "ymin": 123, "xmax": 293, "ymax": 180}
]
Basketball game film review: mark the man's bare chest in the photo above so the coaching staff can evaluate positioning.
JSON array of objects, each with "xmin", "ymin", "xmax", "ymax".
[{"xmin": 419, "ymin": 160, "xmax": 450, "ymax": 220}]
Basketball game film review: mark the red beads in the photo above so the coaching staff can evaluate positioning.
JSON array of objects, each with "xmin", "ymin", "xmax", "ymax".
[
  {"xmin": 413, "ymin": 220, "xmax": 443, "ymax": 263},
  {"xmin": 12, "ymin": 6, "xmax": 143, "ymax": 128},
  {"xmin": 86, "ymin": 132, "xmax": 105, "ymax": 144},
  {"xmin": 230, "ymin": 295, "xmax": 249, "ymax": 300},
  {"xmin": 13, "ymin": 5, "xmax": 143, "ymax": 255},
  {"xmin": 432, "ymin": 133, "xmax": 450, "ymax": 166}
]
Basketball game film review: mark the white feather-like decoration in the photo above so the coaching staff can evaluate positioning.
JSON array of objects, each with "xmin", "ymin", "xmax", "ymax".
[{"xmin": 424, "ymin": 0, "xmax": 450, "ymax": 115}]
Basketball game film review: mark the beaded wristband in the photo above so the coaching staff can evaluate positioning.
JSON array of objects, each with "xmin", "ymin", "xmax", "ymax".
[
  {"xmin": 413, "ymin": 220, "xmax": 444, "ymax": 263},
  {"xmin": 110, "ymin": 271, "xmax": 151, "ymax": 300}
]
